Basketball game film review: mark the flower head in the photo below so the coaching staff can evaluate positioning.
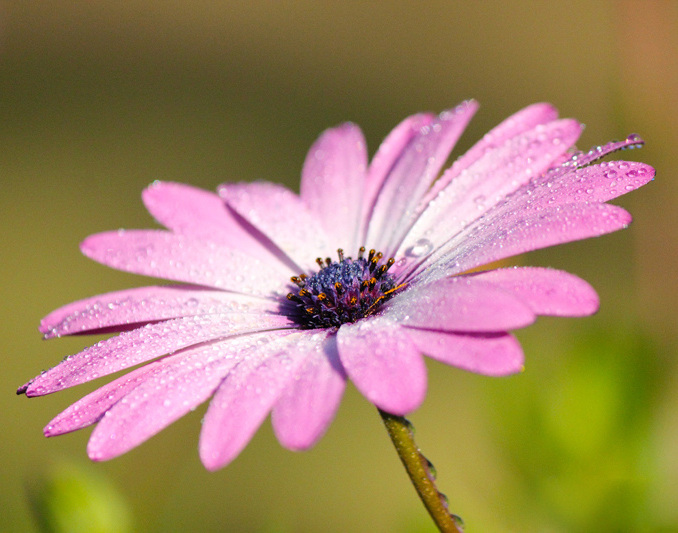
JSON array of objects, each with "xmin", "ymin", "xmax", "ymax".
[{"xmin": 19, "ymin": 101, "xmax": 653, "ymax": 470}]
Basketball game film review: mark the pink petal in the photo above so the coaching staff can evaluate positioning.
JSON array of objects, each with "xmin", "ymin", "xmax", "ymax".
[
  {"xmin": 382, "ymin": 276, "xmax": 536, "ymax": 331},
  {"xmin": 502, "ymin": 136, "xmax": 649, "ymax": 211},
  {"xmin": 21, "ymin": 312, "xmax": 293, "ymax": 396},
  {"xmin": 81, "ymin": 230, "xmax": 292, "ymax": 295},
  {"xmin": 365, "ymin": 101, "xmax": 479, "ymax": 255},
  {"xmin": 43, "ymin": 332, "xmax": 282, "ymax": 438},
  {"xmin": 219, "ymin": 182, "xmax": 332, "ymax": 271},
  {"xmin": 423, "ymin": 103, "xmax": 560, "ymax": 203},
  {"xmin": 470, "ymin": 267, "xmax": 599, "ymax": 317},
  {"xmin": 199, "ymin": 332, "xmax": 313, "ymax": 471},
  {"xmin": 87, "ymin": 332, "xmax": 292, "ymax": 461},
  {"xmin": 414, "ymin": 202, "xmax": 633, "ymax": 281},
  {"xmin": 398, "ymin": 119, "xmax": 582, "ymax": 265},
  {"xmin": 336, "ymin": 317, "xmax": 426, "ymax": 415},
  {"xmin": 40, "ymin": 285, "xmax": 280, "ymax": 339},
  {"xmin": 360, "ymin": 112, "xmax": 435, "ymax": 242},
  {"xmin": 542, "ymin": 134, "xmax": 646, "ymax": 177},
  {"xmin": 405, "ymin": 328, "xmax": 524, "ymax": 376},
  {"xmin": 44, "ymin": 359, "xmax": 163, "ymax": 437},
  {"xmin": 516, "ymin": 160, "xmax": 655, "ymax": 207},
  {"xmin": 141, "ymin": 181, "xmax": 279, "ymax": 262},
  {"xmin": 300, "ymin": 123, "xmax": 368, "ymax": 252},
  {"xmin": 272, "ymin": 332, "xmax": 346, "ymax": 451}
]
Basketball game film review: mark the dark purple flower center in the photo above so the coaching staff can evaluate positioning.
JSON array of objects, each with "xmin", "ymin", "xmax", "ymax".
[{"xmin": 286, "ymin": 247, "xmax": 400, "ymax": 329}]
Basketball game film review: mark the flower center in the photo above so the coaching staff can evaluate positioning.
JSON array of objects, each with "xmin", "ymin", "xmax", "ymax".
[{"xmin": 286, "ymin": 247, "xmax": 401, "ymax": 329}]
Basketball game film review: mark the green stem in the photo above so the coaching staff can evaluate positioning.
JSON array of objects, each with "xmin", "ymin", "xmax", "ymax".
[{"xmin": 378, "ymin": 409, "xmax": 464, "ymax": 533}]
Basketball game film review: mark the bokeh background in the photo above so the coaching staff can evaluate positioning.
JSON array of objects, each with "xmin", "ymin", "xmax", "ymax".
[{"xmin": 2, "ymin": 2, "xmax": 677, "ymax": 532}]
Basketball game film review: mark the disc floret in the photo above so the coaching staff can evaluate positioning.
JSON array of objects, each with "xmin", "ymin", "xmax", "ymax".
[{"xmin": 286, "ymin": 247, "xmax": 401, "ymax": 329}]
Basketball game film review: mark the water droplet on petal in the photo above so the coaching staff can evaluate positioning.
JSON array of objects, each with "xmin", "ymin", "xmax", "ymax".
[{"xmin": 405, "ymin": 238, "xmax": 434, "ymax": 258}]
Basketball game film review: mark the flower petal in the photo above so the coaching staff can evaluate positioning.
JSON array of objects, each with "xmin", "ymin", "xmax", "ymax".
[
  {"xmin": 470, "ymin": 267, "xmax": 599, "ymax": 316},
  {"xmin": 40, "ymin": 286, "xmax": 280, "ymax": 339},
  {"xmin": 543, "ymin": 134, "xmax": 646, "ymax": 178},
  {"xmin": 81, "ymin": 230, "xmax": 292, "ymax": 295},
  {"xmin": 365, "ymin": 101, "xmax": 479, "ymax": 255},
  {"xmin": 20, "ymin": 312, "xmax": 293, "ymax": 396},
  {"xmin": 199, "ymin": 332, "xmax": 312, "ymax": 471},
  {"xmin": 418, "ymin": 202, "xmax": 633, "ymax": 279},
  {"xmin": 360, "ymin": 112, "xmax": 435, "ymax": 241},
  {"xmin": 398, "ymin": 119, "xmax": 582, "ymax": 266},
  {"xmin": 141, "ymin": 181, "xmax": 279, "ymax": 262},
  {"xmin": 219, "ymin": 182, "xmax": 332, "ymax": 271},
  {"xmin": 424, "ymin": 102, "xmax": 560, "ymax": 202},
  {"xmin": 405, "ymin": 328, "xmax": 524, "ymax": 376},
  {"xmin": 383, "ymin": 276, "xmax": 536, "ymax": 331},
  {"xmin": 300, "ymin": 123, "xmax": 368, "ymax": 252},
  {"xmin": 44, "ymin": 358, "xmax": 163, "ymax": 437},
  {"xmin": 336, "ymin": 317, "xmax": 426, "ymax": 415},
  {"xmin": 272, "ymin": 333, "xmax": 346, "ymax": 451},
  {"xmin": 517, "ymin": 160, "xmax": 655, "ymax": 206},
  {"xmin": 86, "ymin": 332, "xmax": 292, "ymax": 461}
]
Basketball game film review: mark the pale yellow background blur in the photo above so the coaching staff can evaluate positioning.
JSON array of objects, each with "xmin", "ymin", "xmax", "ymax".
[{"xmin": 2, "ymin": 2, "xmax": 677, "ymax": 532}]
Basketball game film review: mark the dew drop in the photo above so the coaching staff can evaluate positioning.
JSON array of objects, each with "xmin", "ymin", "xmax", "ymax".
[
  {"xmin": 405, "ymin": 238, "xmax": 434, "ymax": 258},
  {"xmin": 451, "ymin": 513, "xmax": 465, "ymax": 527},
  {"xmin": 425, "ymin": 456, "xmax": 437, "ymax": 480}
]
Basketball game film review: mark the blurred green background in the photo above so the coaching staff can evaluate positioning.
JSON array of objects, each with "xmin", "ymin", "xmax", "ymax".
[{"xmin": 2, "ymin": 1, "xmax": 677, "ymax": 531}]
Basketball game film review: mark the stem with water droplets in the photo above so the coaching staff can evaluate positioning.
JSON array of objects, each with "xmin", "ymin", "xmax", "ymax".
[{"xmin": 378, "ymin": 409, "xmax": 464, "ymax": 532}]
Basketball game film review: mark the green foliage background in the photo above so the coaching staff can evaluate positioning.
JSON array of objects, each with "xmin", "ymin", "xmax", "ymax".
[{"xmin": 2, "ymin": 2, "xmax": 677, "ymax": 531}]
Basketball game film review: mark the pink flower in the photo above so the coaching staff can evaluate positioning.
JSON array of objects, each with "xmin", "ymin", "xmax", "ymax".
[{"xmin": 19, "ymin": 101, "xmax": 653, "ymax": 471}]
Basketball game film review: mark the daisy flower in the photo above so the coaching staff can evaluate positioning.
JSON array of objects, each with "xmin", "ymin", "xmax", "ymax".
[{"xmin": 19, "ymin": 101, "xmax": 652, "ymax": 478}]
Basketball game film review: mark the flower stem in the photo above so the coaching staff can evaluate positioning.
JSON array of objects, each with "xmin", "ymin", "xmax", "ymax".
[{"xmin": 378, "ymin": 409, "xmax": 464, "ymax": 532}]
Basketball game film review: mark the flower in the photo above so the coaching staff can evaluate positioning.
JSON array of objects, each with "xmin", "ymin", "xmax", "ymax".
[{"xmin": 19, "ymin": 101, "xmax": 653, "ymax": 471}]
